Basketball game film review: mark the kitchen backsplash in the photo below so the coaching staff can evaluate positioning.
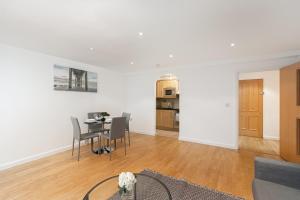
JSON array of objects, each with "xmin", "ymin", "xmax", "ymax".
[{"xmin": 156, "ymin": 98, "xmax": 179, "ymax": 109}]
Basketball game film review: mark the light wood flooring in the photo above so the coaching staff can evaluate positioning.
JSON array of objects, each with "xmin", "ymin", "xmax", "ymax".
[
  {"xmin": 239, "ymin": 136, "xmax": 279, "ymax": 156},
  {"xmin": 156, "ymin": 129, "xmax": 179, "ymax": 138},
  {"xmin": 0, "ymin": 133, "xmax": 281, "ymax": 200}
]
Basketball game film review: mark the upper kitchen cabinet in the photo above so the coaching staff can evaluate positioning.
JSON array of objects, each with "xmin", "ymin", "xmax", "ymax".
[
  {"xmin": 156, "ymin": 81, "xmax": 164, "ymax": 98},
  {"xmin": 156, "ymin": 80, "xmax": 179, "ymax": 98}
]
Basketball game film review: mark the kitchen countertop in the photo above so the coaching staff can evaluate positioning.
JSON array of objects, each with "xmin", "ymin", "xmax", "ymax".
[{"xmin": 156, "ymin": 108, "xmax": 179, "ymax": 112}]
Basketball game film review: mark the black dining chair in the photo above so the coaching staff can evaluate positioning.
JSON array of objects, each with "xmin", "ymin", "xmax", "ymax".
[
  {"xmin": 101, "ymin": 117, "xmax": 127, "ymax": 160},
  {"xmin": 70, "ymin": 117, "xmax": 100, "ymax": 161}
]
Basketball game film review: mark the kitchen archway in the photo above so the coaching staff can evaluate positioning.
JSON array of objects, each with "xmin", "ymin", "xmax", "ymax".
[{"xmin": 155, "ymin": 74, "xmax": 180, "ymax": 139}]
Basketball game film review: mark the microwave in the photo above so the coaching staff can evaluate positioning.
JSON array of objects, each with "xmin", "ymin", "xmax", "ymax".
[{"xmin": 163, "ymin": 87, "xmax": 176, "ymax": 98}]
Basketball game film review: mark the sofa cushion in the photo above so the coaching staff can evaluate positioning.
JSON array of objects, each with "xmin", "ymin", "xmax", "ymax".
[{"xmin": 253, "ymin": 178, "xmax": 300, "ymax": 200}]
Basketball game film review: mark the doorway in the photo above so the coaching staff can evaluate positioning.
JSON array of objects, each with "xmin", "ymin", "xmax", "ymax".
[
  {"xmin": 238, "ymin": 74, "xmax": 279, "ymax": 156},
  {"xmin": 155, "ymin": 76, "xmax": 179, "ymax": 139}
]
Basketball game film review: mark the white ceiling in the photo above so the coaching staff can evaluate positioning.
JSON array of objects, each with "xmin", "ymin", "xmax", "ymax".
[{"xmin": 0, "ymin": 0, "xmax": 300, "ymax": 72}]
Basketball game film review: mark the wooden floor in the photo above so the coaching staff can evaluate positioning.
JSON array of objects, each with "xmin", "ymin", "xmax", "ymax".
[
  {"xmin": 239, "ymin": 136, "xmax": 279, "ymax": 156},
  {"xmin": 0, "ymin": 133, "xmax": 281, "ymax": 200},
  {"xmin": 156, "ymin": 129, "xmax": 179, "ymax": 138}
]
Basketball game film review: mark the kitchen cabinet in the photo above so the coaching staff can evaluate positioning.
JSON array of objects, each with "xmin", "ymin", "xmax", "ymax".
[
  {"xmin": 156, "ymin": 109, "xmax": 176, "ymax": 129},
  {"xmin": 156, "ymin": 109, "xmax": 163, "ymax": 127},
  {"xmin": 163, "ymin": 80, "xmax": 175, "ymax": 88},
  {"xmin": 156, "ymin": 81, "xmax": 164, "ymax": 98},
  {"xmin": 156, "ymin": 80, "xmax": 179, "ymax": 98}
]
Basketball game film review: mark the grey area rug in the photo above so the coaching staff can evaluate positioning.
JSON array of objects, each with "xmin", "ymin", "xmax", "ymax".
[{"xmin": 111, "ymin": 169, "xmax": 244, "ymax": 200}]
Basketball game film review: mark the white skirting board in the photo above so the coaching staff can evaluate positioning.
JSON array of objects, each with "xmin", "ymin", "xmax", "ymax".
[
  {"xmin": 0, "ymin": 134, "xmax": 238, "ymax": 171},
  {"xmin": 0, "ymin": 139, "xmax": 102, "ymax": 171},
  {"xmin": 131, "ymin": 130, "xmax": 156, "ymax": 136},
  {"xmin": 0, "ymin": 145, "xmax": 72, "ymax": 171},
  {"xmin": 263, "ymin": 136, "xmax": 280, "ymax": 140},
  {"xmin": 179, "ymin": 136, "xmax": 238, "ymax": 150}
]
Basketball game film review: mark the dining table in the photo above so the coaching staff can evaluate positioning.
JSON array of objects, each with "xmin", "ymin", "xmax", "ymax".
[{"xmin": 84, "ymin": 118, "xmax": 112, "ymax": 155}]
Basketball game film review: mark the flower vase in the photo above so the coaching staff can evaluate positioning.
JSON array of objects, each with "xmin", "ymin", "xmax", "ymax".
[
  {"xmin": 118, "ymin": 172, "xmax": 136, "ymax": 200},
  {"xmin": 120, "ymin": 188, "xmax": 134, "ymax": 200}
]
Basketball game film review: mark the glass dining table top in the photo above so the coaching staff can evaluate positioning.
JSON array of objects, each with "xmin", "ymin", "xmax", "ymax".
[{"xmin": 83, "ymin": 173, "xmax": 172, "ymax": 200}]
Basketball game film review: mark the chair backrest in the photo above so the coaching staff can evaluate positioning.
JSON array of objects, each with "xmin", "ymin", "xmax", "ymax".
[
  {"xmin": 110, "ymin": 117, "xmax": 126, "ymax": 140},
  {"xmin": 121, "ymin": 112, "xmax": 131, "ymax": 130},
  {"xmin": 70, "ymin": 117, "xmax": 81, "ymax": 140},
  {"xmin": 88, "ymin": 112, "xmax": 101, "ymax": 119},
  {"xmin": 87, "ymin": 112, "xmax": 102, "ymax": 133}
]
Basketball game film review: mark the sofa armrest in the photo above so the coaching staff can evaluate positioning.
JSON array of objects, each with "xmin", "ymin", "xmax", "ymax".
[{"xmin": 255, "ymin": 157, "xmax": 300, "ymax": 190}]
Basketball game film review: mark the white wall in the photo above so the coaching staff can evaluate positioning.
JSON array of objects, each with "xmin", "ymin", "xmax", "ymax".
[
  {"xmin": 0, "ymin": 44, "xmax": 125, "ymax": 170},
  {"xmin": 178, "ymin": 67, "xmax": 239, "ymax": 149},
  {"xmin": 126, "ymin": 67, "xmax": 239, "ymax": 149},
  {"xmin": 239, "ymin": 70, "xmax": 280, "ymax": 140},
  {"xmin": 125, "ymin": 71, "xmax": 157, "ymax": 135},
  {"xmin": 125, "ymin": 57, "xmax": 300, "ymax": 150},
  {"xmin": 1, "ymin": 43, "xmax": 298, "ymax": 170}
]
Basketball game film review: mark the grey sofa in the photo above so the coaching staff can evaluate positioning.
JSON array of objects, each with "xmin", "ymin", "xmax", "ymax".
[{"xmin": 253, "ymin": 157, "xmax": 300, "ymax": 200}]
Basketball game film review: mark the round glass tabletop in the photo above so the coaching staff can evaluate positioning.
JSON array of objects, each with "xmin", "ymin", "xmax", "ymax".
[{"xmin": 83, "ymin": 173, "xmax": 172, "ymax": 200}]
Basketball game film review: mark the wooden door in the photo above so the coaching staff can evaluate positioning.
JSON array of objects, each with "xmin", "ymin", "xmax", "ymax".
[
  {"xmin": 239, "ymin": 79, "xmax": 263, "ymax": 137},
  {"xmin": 280, "ymin": 62, "xmax": 300, "ymax": 163}
]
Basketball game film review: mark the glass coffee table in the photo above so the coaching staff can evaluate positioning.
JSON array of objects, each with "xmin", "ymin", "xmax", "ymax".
[{"xmin": 83, "ymin": 173, "xmax": 172, "ymax": 200}]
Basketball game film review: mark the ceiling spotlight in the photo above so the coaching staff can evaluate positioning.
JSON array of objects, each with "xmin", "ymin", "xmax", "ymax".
[
  {"xmin": 169, "ymin": 54, "xmax": 174, "ymax": 58},
  {"xmin": 89, "ymin": 47, "xmax": 94, "ymax": 51},
  {"xmin": 230, "ymin": 43, "xmax": 235, "ymax": 47},
  {"xmin": 130, "ymin": 61, "xmax": 134, "ymax": 65},
  {"xmin": 138, "ymin": 32, "xmax": 143, "ymax": 36}
]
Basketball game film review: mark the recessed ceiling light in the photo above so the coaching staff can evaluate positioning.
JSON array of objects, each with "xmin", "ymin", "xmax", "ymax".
[
  {"xmin": 130, "ymin": 61, "xmax": 134, "ymax": 65},
  {"xmin": 138, "ymin": 32, "xmax": 143, "ymax": 36},
  {"xmin": 169, "ymin": 54, "xmax": 174, "ymax": 58},
  {"xmin": 230, "ymin": 43, "xmax": 235, "ymax": 47},
  {"xmin": 89, "ymin": 47, "xmax": 94, "ymax": 51}
]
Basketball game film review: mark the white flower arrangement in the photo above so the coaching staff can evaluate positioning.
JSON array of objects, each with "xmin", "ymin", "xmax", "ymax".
[{"xmin": 118, "ymin": 172, "xmax": 137, "ymax": 194}]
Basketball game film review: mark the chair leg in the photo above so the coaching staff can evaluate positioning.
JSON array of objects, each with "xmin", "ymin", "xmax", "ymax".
[
  {"xmin": 72, "ymin": 138, "xmax": 75, "ymax": 156},
  {"xmin": 78, "ymin": 140, "xmax": 81, "ymax": 161},
  {"xmin": 114, "ymin": 139, "xmax": 117, "ymax": 149},
  {"xmin": 109, "ymin": 139, "xmax": 112, "ymax": 160},
  {"xmin": 90, "ymin": 138, "xmax": 94, "ymax": 152},
  {"xmin": 124, "ymin": 136, "xmax": 127, "ymax": 156},
  {"xmin": 128, "ymin": 129, "xmax": 131, "ymax": 147},
  {"xmin": 99, "ymin": 136, "xmax": 102, "ymax": 156},
  {"xmin": 121, "ymin": 138, "xmax": 123, "ymax": 143}
]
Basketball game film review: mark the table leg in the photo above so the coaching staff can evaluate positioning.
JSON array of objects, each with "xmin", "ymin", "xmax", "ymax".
[{"xmin": 90, "ymin": 137, "xmax": 102, "ymax": 154}]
